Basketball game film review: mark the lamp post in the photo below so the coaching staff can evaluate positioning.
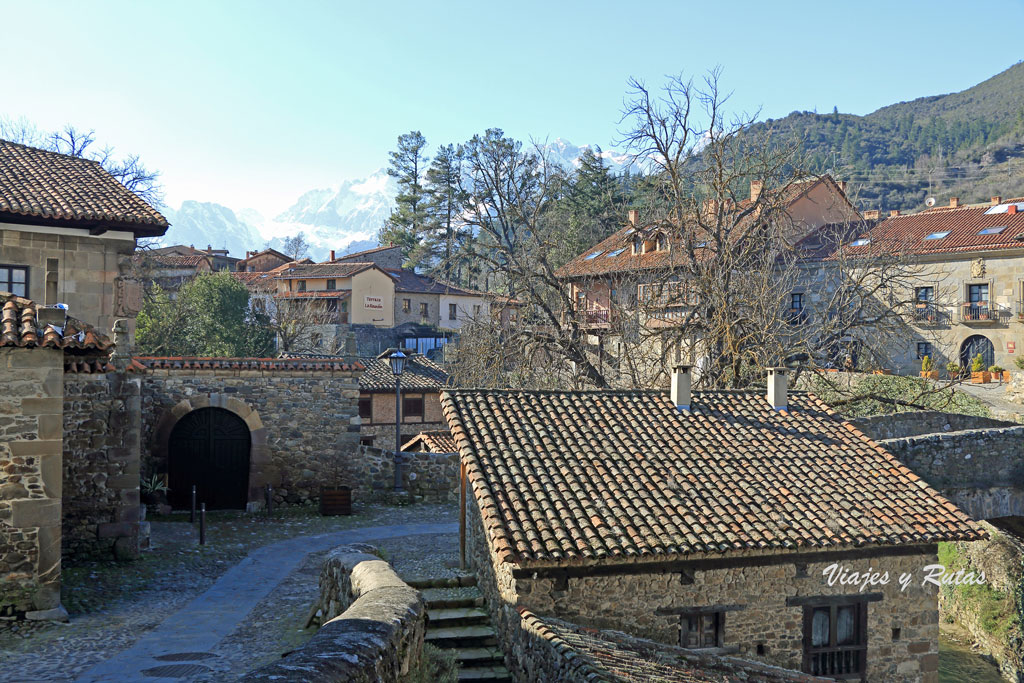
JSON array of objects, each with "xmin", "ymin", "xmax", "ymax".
[{"xmin": 389, "ymin": 350, "xmax": 407, "ymax": 491}]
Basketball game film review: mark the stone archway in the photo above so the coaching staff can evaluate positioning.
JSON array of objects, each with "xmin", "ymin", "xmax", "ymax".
[
  {"xmin": 960, "ymin": 334, "xmax": 995, "ymax": 370},
  {"xmin": 168, "ymin": 407, "xmax": 251, "ymax": 510},
  {"xmin": 151, "ymin": 395, "xmax": 271, "ymax": 510}
]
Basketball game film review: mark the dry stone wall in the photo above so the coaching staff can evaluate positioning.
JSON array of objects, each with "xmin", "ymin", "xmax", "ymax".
[
  {"xmin": 850, "ymin": 411, "xmax": 1014, "ymax": 441},
  {"xmin": 63, "ymin": 373, "xmax": 144, "ymax": 562},
  {"xmin": 346, "ymin": 445, "xmax": 458, "ymax": 503},
  {"xmin": 0, "ymin": 346, "xmax": 64, "ymax": 615}
]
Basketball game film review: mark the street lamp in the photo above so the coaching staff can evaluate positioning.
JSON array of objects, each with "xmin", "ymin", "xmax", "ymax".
[{"xmin": 389, "ymin": 350, "xmax": 407, "ymax": 491}]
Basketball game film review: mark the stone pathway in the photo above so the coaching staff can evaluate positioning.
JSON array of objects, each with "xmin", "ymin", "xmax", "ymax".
[
  {"xmin": 954, "ymin": 380, "xmax": 1024, "ymax": 423},
  {"xmin": 73, "ymin": 522, "xmax": 457, "ymax": 683}
]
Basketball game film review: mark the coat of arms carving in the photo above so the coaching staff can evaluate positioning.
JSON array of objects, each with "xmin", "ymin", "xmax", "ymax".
[
  {"xmin": 114, "ymin": 277, "xmax": 143, "ymax": 317},
  {"xmin": 970, "ymin": 258, "xmax": 986, "ymax": 278}
]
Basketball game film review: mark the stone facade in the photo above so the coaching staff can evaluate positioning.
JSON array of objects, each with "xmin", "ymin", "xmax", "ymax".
[
  {"xmin": 140, "ymin": 365, "xmax": 361, "ymax": 508},
  {"xmin": 0, "ymin": 346, "xmax": 64, "ymax": 615},
  {"xmin": 344, "ymin": 445, "xmax": 458, "ymax": 503},
  {"xmin": 63, "ymin": 373, "xmax": 145, "ymax": 561},
  {"xmin": 467, "ymin": 497, "xmax": 942, "ymax": 682},
  {"xmin": 243, "ymin": 544, "xmax": 425, "ymax": 682},
  {"xmin": 359, "ymin": 391, "xmax": 445, "ymax": 450}
]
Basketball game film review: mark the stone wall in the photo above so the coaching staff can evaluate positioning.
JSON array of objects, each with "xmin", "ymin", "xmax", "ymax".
[
  {"xmin": 360, "ymin": 391, "xmax": 445, "ymax": 450},
  {"xmin": 140, "ymin": 365, "xmax": 361, "ymax": 508},
  {"xmin": 242, "ymin": 544, "xmax": 425, "ymax": 682},
  {"xmin": 467, "ymin": 498, "xmax": 942, "ymax": 682},
  {"xmin": 879, "ymin": 425, "xmax": 1024, "ymax": 519},
  {"xmin": 63, "ymin": 373, "xmax": 145, "ymax": 562},
  {"xmin": 0, "ymin": 346, "xmax": 64, "ymax": 616},
  {"xmin": 344, "ymin": 445, "xmax": 458, "ymax": 504},
  {"xmin": 851, "ymin": 411, "xmax": 1014, "ymax": 441}
]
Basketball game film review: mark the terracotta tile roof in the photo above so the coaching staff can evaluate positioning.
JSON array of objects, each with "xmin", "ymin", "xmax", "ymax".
[
  {"xmin": 236, "ymin": 248, "xmax": 292, "ymax": 267},
  {"xmin": 359, "ymin": 350, "xmax": 451, "ymax": 392},
  {"xmin": 274, "ymin": 262, "xmax": 381, "ymax": 279},
  {"xmin": 146, "ymin": 252, "xmax": 210, "ymax": 268},
  {"xmin": 64, "ymin": 358, "xmax": 117, "ymax": 374},
  {"xmin": 402, "ymin": 430, "xmax": 458, "ymax": 453},
  {"xmin": 520, "ymin": 610, "xmax": 826, "ymax": 682},
  {"xmin": 135, "ymin": 356, "xmax": 363, "ymax": 372},
  {"xmin": 273, "ymin": 290, "xmax": 352, "ymax": 300},
  {"xmin": 520, "ymin": 610, "xmax": 825, "ymax": 682},
  {"xmin": 555, "ymin": 177, "xmax": 855, "ymax": 279},
  {"xmin": 0, "ymin": 139, "xmax": 168, "ymax": 236},
  {"xmin": 811, "ymin": 198, "xmax": 1024, "ymax": 259},
  {"xmin": 1, "ymin": 295, "xmax": 114, "ymax": 352},
  {"xmin": 231, "ymin": 270, "xmax": 279, "ymax": 292},
  {"xmin": 442, "ymin": 388, "xmax": 983, "ymax": 569}
]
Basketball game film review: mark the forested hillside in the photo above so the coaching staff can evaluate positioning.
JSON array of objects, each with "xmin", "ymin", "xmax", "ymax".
[{"xmin": 757, "ymin": 61, "xmax": 1024, "ymax": 211}]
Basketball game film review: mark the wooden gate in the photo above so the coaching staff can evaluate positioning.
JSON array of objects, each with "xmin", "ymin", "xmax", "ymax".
[
  {"xmin": 168, "ymin": 407, "xmax": 251, "ymax": 510},
  {"xmin": 960, "ymin": 334, "xmax": 995, "ymax": 371}
]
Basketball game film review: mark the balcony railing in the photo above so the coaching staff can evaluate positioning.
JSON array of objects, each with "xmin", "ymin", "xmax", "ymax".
[
  {"xmin": 911, "ymin": 302, "xmax": 949, "ymax": 326},
  {"xmin": 959, "ymin": 301, "xmax": 1010, "ymax": 325},
  {"xmin": 1017, "ymin": 301, "xmax": 1024, "ymax": 322}
]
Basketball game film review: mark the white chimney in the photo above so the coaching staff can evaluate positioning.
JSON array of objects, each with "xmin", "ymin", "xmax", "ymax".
[
  {"xmin": 767, "ymin": 367, "xmax": 789, "ymax": 410},
  {"xmin": 671, "ymin": 364, "xmax": 692, "ymax": 411}
]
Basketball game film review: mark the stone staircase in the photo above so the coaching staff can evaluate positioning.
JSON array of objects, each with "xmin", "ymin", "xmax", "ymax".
[{"xmin": 415, "ymin": 577, "xmax": 511, "ymax": 681}]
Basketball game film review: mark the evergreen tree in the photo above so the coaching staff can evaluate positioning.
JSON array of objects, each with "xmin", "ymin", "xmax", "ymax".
[
  {"xmin": 380, "ymin": 131, "xmax": 429, "ymax": 267},
  {"xmin": 422, "ymin": 144, "xmax": 468, "ymax": 280}
]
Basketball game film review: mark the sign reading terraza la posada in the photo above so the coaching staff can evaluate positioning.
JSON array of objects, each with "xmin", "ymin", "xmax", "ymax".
[{"xmin": 364, "ymin": 296, "xmax": 384, "ymax": 310}]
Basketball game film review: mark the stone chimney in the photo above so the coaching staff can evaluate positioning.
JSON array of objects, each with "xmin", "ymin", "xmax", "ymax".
[
  {"xmin": 750, "ymin": 180, "xmax": 764, "ymax": 202},
  {"xmin": 889, "ymin": 210, "xmax": 900, "ymax": 217},
  {"xmin": 837, "ymin": 180, "xmax": 847, "ymax": 194},
  {"xmin": 670, "ymin": 364, "xmax": 692, "ymax": 411},
  {"xmin": 992, "ymin": 196, "xmax": 1002, "ymax": 205},
  {"xmin": 863, "ymin": 209, "xmax": 880, "ymax": 220},
  {"xmin": 949, "ymin": 197, "xmax": 960, "ymax": 208},
  {"xmin": 330, "ymin": 250, "xmax": 336, "ymax": 261},
  {"xmin": 767, "ymin": 367, "xmax": 789, "ymax": 411},
  {"xmin": 1009, "ymin": 205, "xmax": 1019, "ymax": 215},
  {"xmin": 628, "ymin": 209, "xmax": 639, "ymax": 227}
]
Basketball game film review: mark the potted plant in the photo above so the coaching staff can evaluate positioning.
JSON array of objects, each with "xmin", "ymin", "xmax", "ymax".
[
  {"xmin": 141, "ymin": 474, "xmax": 170, "ymax": 519},
  {"xmin": 979, "ymin": 302, "xmax": 990, "ymax": 320},
  {"xmin": 919, "ymin": 355, "xmax": 939, "ymax": 380},
  {"xmin": 318, "ymin": 451, "xmax": 353, "ymax": 516},
  {"xmin": 971, "ymin": 353, "xmax": 990, "ymax": 383},
  {"xmin": 990, "ymin": 365, "xmax": 1007, "ymax": 383},
  {"xmin": 946, "ymin": 361, "xmax": 961, "ymax": 379}
]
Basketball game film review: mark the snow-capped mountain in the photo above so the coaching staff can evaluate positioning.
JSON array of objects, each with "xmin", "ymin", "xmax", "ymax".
[
  {"xmin": 158, "ymin": 201, "xmax": 263, "ymax": 257},
  {"xmin": 157, "ymin": 140, "xmax": 631, "ymax": 261}
]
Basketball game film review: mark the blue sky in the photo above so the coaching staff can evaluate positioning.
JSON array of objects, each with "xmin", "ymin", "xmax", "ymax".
[{"xmin": 1, "ymin": 0, "xmax": 1021, "ymax": 217}]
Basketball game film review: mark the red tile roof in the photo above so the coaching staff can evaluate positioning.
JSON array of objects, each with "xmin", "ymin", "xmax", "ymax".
[
  {"xmin": 0, "ymin": 139, "xmax": 168, "ymax": 236},
  {"xmin": 231, "ymin": 270, "xmax": 279, "ymax": 293},
  {"xmin": 813, "ymin": 198, "xmax": 1024, "ymax": 258},
  {"xmin": 1, "ymin": 295, "xmax": 114, "ymax": 352},
  {"xmin": 135, "ymin": 356, "xmax": 363, "ymax": 372},
  {"xmin": 146, "ymin": 252, "xmax": 210, "ymax": 268},
  {"xmin": 273, "ymin": 290, "xmax": 352, "ymax": 299},
  {"xmin": 555, "ymin": 177, "xmax": 855, "ymax": 279},
  {"xmin": 274, "ymin": 262, "xmax": 381, "ymax": 279},
  {"xmin": 442, "ymin": 388, "xmax": 983, "ymax": 569},
  {"xmin": 359, "ymin": 350, "xmax": 451, "ymax": 392},
  {"xmin": 402, "ymin": 430, "xmax": 457, "ymax": 453},
  {"xmin": 519, "ymin": 609, "xmax": 827, "ymax": 682}
]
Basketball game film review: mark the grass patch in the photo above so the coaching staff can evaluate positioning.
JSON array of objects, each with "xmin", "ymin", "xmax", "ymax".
[
  {"xmin": 406, "ymin": 643, "xmax": 459, "ymax": 683},
  {"xmin": 938, "ymin": 541, "xmax": 1020, "ymax": 641}
]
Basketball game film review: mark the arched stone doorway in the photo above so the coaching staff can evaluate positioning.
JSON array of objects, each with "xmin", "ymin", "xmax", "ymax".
[
  {"xmin": 168, "ymin": 407, "xmax": 251, "ymax": 510},
  {"xmin": 960, "ymin": 335, "xmax": 995, "ymax": 370}
]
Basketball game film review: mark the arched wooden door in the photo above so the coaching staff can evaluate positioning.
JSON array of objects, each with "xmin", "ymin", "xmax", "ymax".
[
  {"xmin": 960, "ymin": 335, "xmax": 995, "ymax": 371},
  {"xmin": 168, "ymin": 407, "xmax": 251, "ymax": 510}
]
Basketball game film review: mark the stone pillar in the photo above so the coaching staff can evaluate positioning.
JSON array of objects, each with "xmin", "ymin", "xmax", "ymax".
[{"xmin": 95, "ymin": 371, "xmax": 145, "ymax": 560}]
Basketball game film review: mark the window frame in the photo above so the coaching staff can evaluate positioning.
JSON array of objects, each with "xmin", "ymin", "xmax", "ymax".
[
  {"xmin": 917, "ymin": 341, "xmax": 932, "ymax": 359},
  {"xmin": 679, "ymin": 611, "xmax": 724, "ymax": 649},
  {"xmin": 326, "ymin": 279, "xmax": 337, "ymax": 291},
  {"xmin": 358, "ymin": 395, "xmax": 372, "ymax": 420},
  {"xmin": 419, "ymin": 302, "xmax": 429, "ymax": 318},
  {"xmin": 296, "ymin": 280, "xmax": 307, "ymax": 292},
  {"xmin": 402, "ymin": 394, "xmax": 425, "ymax": 420},
  {"xmin": 799, "ymin": 599, "xmax": 868, "ymax": 680},
  {"xmin": 0, "ymin": 264, "xmax": 29, "ymax": 298},
  {"xmin": 449, "ymin": 303, "xmax": 457, "ymax": 320},
  {"xmin": 403, "ymin": 298, "xmax": 411, "ymax": 313}
]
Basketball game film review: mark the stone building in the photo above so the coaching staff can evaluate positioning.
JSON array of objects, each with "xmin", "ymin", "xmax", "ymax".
[
  {"xmin": 237, "ymin": 247, "xmax": 293, "ymax": 273},
  {"xmin": 358, "ymin": 350, "xmax": 450, "ymax": 450},
  {"xmin": 134, "ymin": 249, "xmax": 213, "ymax": 299},
  {"xmin": 0, "ymin": 139, "xmax": 169, "ymax": 336},
  {"xmin": 810, "ymin": 196, "xmax": 1024, "ymax": 374},
  {"xmin": 441, "ymin": 367, "xmax": 984, "ymax": 682},
  {"xmin": 0, "ymin": 295, "xmax": 124, "ymax": 617}
]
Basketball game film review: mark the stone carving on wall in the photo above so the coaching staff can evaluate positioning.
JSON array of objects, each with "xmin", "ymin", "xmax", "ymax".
[
  {"xmin": 113, "ymin": 277, "xmax": 143, "ymax": 317},
  {"xmin": 971, "ymin": 258, "xmax": 986, "ymax": 278}
]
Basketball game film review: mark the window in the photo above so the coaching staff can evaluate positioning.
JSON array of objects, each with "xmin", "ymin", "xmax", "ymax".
[
  {"xmin": 915, "ymin": 286, "xmax": 933, "ymax": 302},
  {"xmin": 449, "ymin": 303, "xmax": 457, "ymax": 320},
  {"xmin": 791, "ymin": 293, "xmax": 804, "ymax": 310},
  {"xmin": 419, "ymin": 302, "xmax": 429, "ymax": 318},
  {"xmin": 326, "ymin": 279, "xmax": 337, "ymax": 291},
  {"xmin": 969, "ymin": 283, "xmax": 989, "ymax": 304},
  {"xmin": 850, "ymin": 238, "xmax": 870, "ymax": 247},
  {"xmin": 610, "ymin": 288, "xmax": 617, "ymax": 302},
  {"xmin": 924, "ymin": 231, "xmax": 950, "ymax": 240},
  {"xmin": 359, "ymin": 436, "xmax": 375, "ymax": 447},
  {"xmin": 359, "ymin": 396, "xmax": 372, "ymax": 420},
  {"xmin": 680, "ymin": 611, "xmax": 723, "ymax": 649},
  {"xmin": 917, "ymin": 341, "xmax": 932, "ymax": 359},
  {"xmin": 802, "ymin": 601, "xmax": 867, "ymax": 679},
  {"xmin": 584, "ymin": 251, "xmax": 603, "ymax": 260},
  {"xmin": 657, "ymin": 235, "xmax": 669, "ymax": 252},
  {"xmin": 0, "ymin": 265, "xmax": 28, "ymax": 297},
  {"xmin": 403, "ymin": 395, "xmax": 425, "ymax": 419},
  {"xmin": 577, "ymin": 291, "xmax": 587, "ymax": 310},
  {"xmin": 473, "ymin": 304, "xmax": 481, "ymax": 317},
  {"xmin": 606, "ymin": 248, "xmax": 626, "ymax": 258},
  {"xmin": 296, "ymin": 280, "xmax": 306, "ymax": 292},
  {"xmin": 402, "ymin": 298, "xmax": 411, "ymax": 313},
  {"xmin": 978, "ymin": 226, "xmax": 1006, "ymax": 235}
]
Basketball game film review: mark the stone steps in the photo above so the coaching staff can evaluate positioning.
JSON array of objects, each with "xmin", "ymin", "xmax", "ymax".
[
  {"xmin": 427, "ymin": 606, "xmax": 490, "ymax": 626},
  {"xmin": 457, "ymin": 664, "xmax": 513, "ymax": 681},
  {"xmin": 424, "ymin": 624, "xmax": 498, "ymax": 648},
  {"xmin": 424, "ymin": 588, "xmax": 510, "ymax": 682}
]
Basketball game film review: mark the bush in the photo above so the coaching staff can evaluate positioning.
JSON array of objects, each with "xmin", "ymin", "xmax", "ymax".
[
  {"xmin": 947, "ymin": 362, "xmax": 961, "ymax": 376},
  {"xmin": 806, "ymin": 373, "xmax": 990, "ymax": 418},
  {"xmin": 990, "ymin": 365, "xmax": 1004, "ymax": 373},
  {"xmin": 1016, "ymin": 357, "xmax": 1024, "ymax": 371},
  {"xmin": 921, "ymin": 355, "xmax": 933, "ymax": 371},
  {"xmin": 407, "ymin": 643, "xmax": 459, "ymax": 683},
  {"xmin": 972, "ymin": 353, "xmax": 986, "ymax": 373}
]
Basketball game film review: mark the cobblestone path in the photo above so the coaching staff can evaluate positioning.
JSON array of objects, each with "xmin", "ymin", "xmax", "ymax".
[{"xmin": 67, "ymin": 522, "xmax": 457, "ymax": 682}]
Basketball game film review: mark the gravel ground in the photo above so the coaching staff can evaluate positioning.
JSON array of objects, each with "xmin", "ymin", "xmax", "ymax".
[{"xmin": 0, "ymin": 503, "xmax": 457, "ymax": 682}]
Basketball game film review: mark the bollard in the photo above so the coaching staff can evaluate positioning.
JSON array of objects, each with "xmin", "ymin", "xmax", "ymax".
[
  {"xmin": 190, "ymin": 485, "xmax": 197, "ymax": 524},
  {"xmin": 199, "ymin": 503, "xmax": 206, "ymax": 545}
]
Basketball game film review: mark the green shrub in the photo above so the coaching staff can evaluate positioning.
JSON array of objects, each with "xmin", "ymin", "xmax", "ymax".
[
  {"xmin": 972, "ymin": 353, "xmax": 986, "ymax": 373},
  {"xmin": 807, "ymin": 374, "xmax": 989, "ymax": 418},
  {"xmin": 921, "ymin": 355, "xmax": 933, "ymax": 372},
  {"xmin": 407, "ymin": 643, "xmax": 459, "ymax": 683}
]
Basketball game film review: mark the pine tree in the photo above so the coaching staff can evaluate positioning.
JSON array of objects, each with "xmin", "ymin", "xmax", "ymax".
[
  {"xmin": 422, "ymin": 144, "xmax": 468, "ymax": 280},
  {"xmin": 380, "ymin": 131, "xmax": 429, "ymax": 267}
]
